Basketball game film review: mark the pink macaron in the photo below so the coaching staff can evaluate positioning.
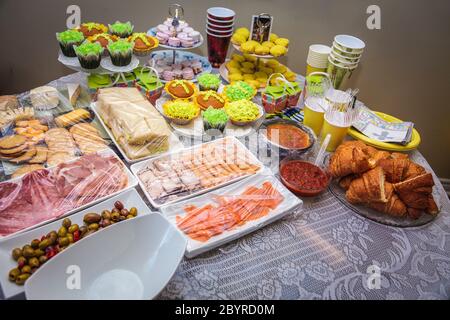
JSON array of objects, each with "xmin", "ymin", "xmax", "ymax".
[{"xmin": 168, "ymin": 37, "xmax": 181, "ymax": 47}]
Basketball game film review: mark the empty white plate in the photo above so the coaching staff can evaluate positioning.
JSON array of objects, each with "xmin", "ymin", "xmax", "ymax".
[{"xmin": 25, "ymin": 214, "xmax": 186, "ymax": 300}]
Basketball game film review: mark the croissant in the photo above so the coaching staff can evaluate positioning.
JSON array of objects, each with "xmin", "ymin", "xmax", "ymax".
[
  {"xmin": 364, "ymin": 145, "xmax": 391, "ymax": 165},
  {"xmin": 427, "ymin": 195, "xmax": 439, "ymax": 216},
  {"xmin": 390, "ymin": 152, "xmax": 409, "ymax": 160},
  {"xmin": 346, "ymin": 167, "xmax": 387, "ymax": 204},
  {"xmin": 329, "ymin": 143, "xmax": 375, "ymax": 178},
  {"xmin": 367, "ymin": 182, "xmax": 407, "ymax": 217},
  {"xmin": 378, "ymin": 158, "xmax": 410, "ymax": 183},
  {"xmin": 339, "ymin": 175, "xmax": 357, "ymax": 190},
  {"xmin": 403, "ymin": 161, "xmax": 426, "ymax": 180},
  {"xmin": 394, "ymin": 173, "xmax": 435, "ymax": 210}
]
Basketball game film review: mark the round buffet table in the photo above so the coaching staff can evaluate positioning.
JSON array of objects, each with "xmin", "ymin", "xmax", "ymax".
[{"xmin": 2, "ymin": 71, "xmax": 449, "ymax": 300}]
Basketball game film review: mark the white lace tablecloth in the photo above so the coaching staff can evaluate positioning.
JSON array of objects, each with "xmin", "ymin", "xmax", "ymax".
[{"xmin": 24, "ymin": 73, "xmax": 450, "ymax": 300}]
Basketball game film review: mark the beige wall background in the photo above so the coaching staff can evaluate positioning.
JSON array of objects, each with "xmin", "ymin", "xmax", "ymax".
[{"xmin": 0, "ymin": 0, "xmax": 449, "ymax": 177}]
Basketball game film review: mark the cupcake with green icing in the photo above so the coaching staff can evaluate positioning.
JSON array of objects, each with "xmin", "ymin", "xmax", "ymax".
[
  {"xmin": 223, "ymin": 81, "xmax": 256, "ymax": 102},
  {"xmin": 107, "ymin": 39, "xmax": 134, "ymax": 66},
  {"xmin": 108, "ymin": 21, "xmax": 134, "ymax": 38},
  {"xmin": 74, "ymin": 42, "xmax": 103, "ymax": 69},
  {"xmin": 202, "ymin": 107, "xmax": 229, "ymax": 134},
  {"xmin": 197, "ymin": 73, "xmax": 221, "ymax": 91},
  {"xmin": 56, "ymin": 29, "xmax": 85, "ymax": 57}
]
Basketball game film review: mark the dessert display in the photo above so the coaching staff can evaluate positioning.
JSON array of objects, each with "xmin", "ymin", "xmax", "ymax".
[
  {"xmin": 225, "ymin": 100, "xmax": 261, "ymax": 125},
  {"xmin": 231, "ymin": 27, "xmax": 289, "ymax": 57},
  {"xmin": 29, "ymin": 86, "xmax": 59, "ymax": 110},
  {"xmin": 55, "ymin": 108, "xmax": 91, "ymax": 127},
  {"xmin": 164, "ymin": 79, "xmax": 196, "ymax": 99},
  {"xmin": 0, "ymin": 152, "xmax": 129, "ymax": 237},
  {"xmin": 136, "ymin": 137, "xmax": 261, "ymax": 206},
  {"xmin": 153, "ymin": 18, "xmax": 202, "ymax": 48},
  {"xmin": 74, "ymin": 42, "xmax": 104, "ymax": 69},
  {"xmin": 280, "ymin": 160, "xmax": 330, "ymax": 197},
  {"xmin": 223, "ymin": 81, "xmax": 257, "ymax": 102},
  {"xmin": 223, "ymin": 53, "xmax": 297, "ymax": 89},
  {"xmin": 127, "ymin": 33, "xmax": 159, "ymax": 56},
  {"xmin": 107, "ymin": 39, "xmax": 134, "ymax": 66},
  {"xmin": 78, "ymin": 22, "xmax": 108, "ymax": 38},
  {"xmin": 329, "ymin": 141, "xmax": 439, "ymax": 219},
  {"xmin": 195, "ymin": 91, "xmax": 225, "ymax": 110},
  {"xmin": 108, "ymin": 21, "xmax": 134, "ymax": 38},
  {"xmin": 162, "ymin": 99, "xmax": 199, "ymax": 124},
  {"xmin": 6, "ymin": 201, "xmax": 138, "ymax": 286},
  {"xmin": 56, "ymin": 29, "xmax": 85, "ymax": 57},
  {"xmin": 96, "ymin": 87, "xmax": 172, "ymax": 160},
  {"xmin": 176, "ymin": 181, "xmax": 284, "ymax": 242},
  {"xmin": 197, "ymin": 73, "xmax": 221, "ymax": 91},
  {"xmin": 202, "ymin": 107, "xmax": 229, "ymax": 133},
  {"xmin": 86, "ymin": 33, "xmax": 118, "ymax": 50},
  {"xmin": 152, "ymin": 55, "xmax": 204, "ymax": 81}
]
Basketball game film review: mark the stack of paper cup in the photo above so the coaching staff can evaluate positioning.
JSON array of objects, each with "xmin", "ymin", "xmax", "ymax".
[
  {"xmin": 206, "ymin": 7, "xmax": 236, "ymax": 67},
  {"xmin": 306, "ymin": 44, "xmax": 331, "ymax": 75},
  {"xmin": 327, "ymin": 35, "xmax": 365, "ymax": 89}
]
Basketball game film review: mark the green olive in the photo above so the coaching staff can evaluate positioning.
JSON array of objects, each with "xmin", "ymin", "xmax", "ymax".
[
  {"xmin": 48, "ymin": 231, "xmax": 58, "ymax": 244},
  {"xmin": 62, "ymin": 218, "xmax": 72, "ymax": 229},
  {"xmin": 101, "ymin": 219, "xmax": 111, "ymax": 228},
  {"xmin": 21, "ymin": 265, "xmax": 32, "ymax": 274},
  {"xmin": 88, "ymin": 223, "xmax": 99, "ymax": 231},
  {"xmin": 39, "ymin": 239, "xmax": 51, "ymax": 250},
  {"xmin": 34, "ymin": 249, "xmax": 45, "ymax": 257},
  {"xmin": 101, "ymin": 210, "xmax": 111, "ymax": 220},
  {"xmin": 22, "ymin": 244, "xmax": 32, "ymax": 252},
  {"xmin": 79, "ymin": 226, "xmax": 88, "ymax": 237},
  {"xmin": 8, "ymin": 268, "xmax": 21, "ymax": 282},
  {"xmin": 126, "ymin": 215, "xmax": 134, "ymax": 220},
  {"xmin": 28, "ymin": 257, "xmax": 40, "ymax": 268},
  {"xmin": 83, "ymin": 213, "xmax": 101, "ymax": 225},
  {"xmin": 15, "ymin": 273, "xmax": 30, "ymax": 285},
  {"xmin": 67, "ymin": 234, "xmax": 74, "ymax": 244},
  {"xmin": 68, "ymin": 224, "xmax": 79, "ymax": 234},
  {"xmin": 58, "ymin": 226, "xmax": 67, "ymax": 238},
  {"xmin": 58, "ymin": 237, "xmax": 70, "ymax": 247},
  {"xmin": 129, "ymin": 207, "xmax": 138, "ymax": 217},
  {"xmin": 39, "ymin": 255, "xmax": 48, "ymax": 264},
  {"xmin": 17, "ymin": 256, "xmax": 27, "ymax": 266},
  {"xmin": 30, "ymin": 239, "xmax": 40, "ymax": 249},
  {"xmin": 12, "ymin": 248, "xmax": 22, "ymax": 260},
  {"xmin": 120, "ymin": 209, "xmax": 129, "ymax": 217},
  {"xmin": 111, "ymin": 211, "xmax": 120, "ymax": 222},
  {"xmin": 23, "ymin": 247, "xmax": 35, "ymax": 258}
]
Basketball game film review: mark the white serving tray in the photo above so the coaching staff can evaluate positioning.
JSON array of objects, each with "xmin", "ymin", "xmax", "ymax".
[
  {"xmin": 0, "ymin": 188, "xmax": 152, "ymax": 299},
  {"xmin": 161, "ymin": 170, "xmax": 302, "ymax": 258},
  {"xmin": 0, "ymin": 148, "xmax": 138, "ymax": 242},
  {"xmin": 90, "ymin": 102, "xmax": 185, "ymax": 164},
  {"xmin": 130, "ymin": 136, "xmax": 264, "ymax": 209}
]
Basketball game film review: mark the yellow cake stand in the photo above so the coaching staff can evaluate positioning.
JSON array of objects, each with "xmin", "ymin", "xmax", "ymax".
[{"xmin": 348, "ymin": 111, "xmax": 421, "ymax": 152}]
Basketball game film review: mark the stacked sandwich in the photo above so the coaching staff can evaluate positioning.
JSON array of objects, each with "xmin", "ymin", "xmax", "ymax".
[{"xmin": 96, "ymin": 87, "xmax": 172, "ymax": 160}]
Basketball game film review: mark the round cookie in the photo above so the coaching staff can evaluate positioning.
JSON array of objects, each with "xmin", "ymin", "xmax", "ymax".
[
  {"xmin": 0, "ymin": 135, "xmax": 27, "ymax": 150},
  {"xmin": 0, "ymin": 143, "xmax": 28, "ymax": 155}
]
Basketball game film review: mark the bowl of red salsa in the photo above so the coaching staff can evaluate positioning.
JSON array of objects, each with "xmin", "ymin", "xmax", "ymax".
[
  {"xmin": 260, "ymin": 119, "xmax": 316, "ymax": 154},
  {"xmin": 279, "ymin": 159, "xmax": 330, "ymax": 197}
]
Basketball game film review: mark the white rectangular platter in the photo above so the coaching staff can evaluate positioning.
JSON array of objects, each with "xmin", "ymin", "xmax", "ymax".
[
  {"xmin": 90, "ymin": 102, "xmax": 185, "ymax": 164},
  {"xmin": 161, "ymin": 171, "xmax": 303, "ymax": 258},
  {"xmin": 0, "ymin": 148, "xmax": 138, "ymax": 241},
  {"xmin": 0, "ymin": 188, "xmax": 154, "ymax": 299},
  {"xmin": 130, "ymin": 136, "xmax": 264, "ymax": 209}
]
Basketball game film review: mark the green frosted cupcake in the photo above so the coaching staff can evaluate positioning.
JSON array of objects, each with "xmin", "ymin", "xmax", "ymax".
[
  {"xmin": 74, "ymin": 42, "xmax": 103, "ymax": 69},
  {"xmin": 197, "ymin": 73, "xmax": 221, "ymax": 91},
  {"xmin": 202, "ymin": 107, "xmax": 229, "ymax": 134},
  {"xmin": 56, "ymin": 29, "xmax": 85, "ymax": 57},
  {"xmin": 107, "ymin": 40, "xmax": 134, "ymax": 66},
  {"xmin": 108, "ymin": 21, "xmax": 134, "ymax": 38}
]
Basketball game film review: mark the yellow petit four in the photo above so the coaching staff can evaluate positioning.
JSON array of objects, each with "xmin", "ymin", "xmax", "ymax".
[
  {"xmin": 269, "ymin": 33, "xmax": 279, "ymax": 42},
  {"xmin": 270, "ymin": 45, "xmax": 287, "ymax": 57},
  {"xmin": 235, "ymin": 27, "xmax": 250, "ymax": 39},
  {"xmin": 231, "ymin": 54, "xmax": 246, "ymax": 63},
  {"xmin": 254, "ymin": 44, "xmax": 270, "ymax": 55},
  {"xmin": 232, "ymin": 33, "xmax": 247, "ymax": 45},
  {"xmin": 275, "ymin": 38, "xmax": 290, "ymax": 47}
]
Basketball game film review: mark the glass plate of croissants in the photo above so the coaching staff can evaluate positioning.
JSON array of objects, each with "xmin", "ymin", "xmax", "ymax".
[{"xmin": 326, "ymin": 140, "xmax": 441, "ymax": 227}]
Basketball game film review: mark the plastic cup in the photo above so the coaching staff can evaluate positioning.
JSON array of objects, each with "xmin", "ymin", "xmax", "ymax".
[
  {"xmin": 206, "ymin": 30, "xmax": 232, "ymax": 67},
  {"xmin": 207, "ymin": 7, "xmax": 235, "ymax": 21},
  {"xmin": 206, "ymin": 28, "xmax": 233, "ymax": 37},
  {"xmin": 325, "ymin": 89, "xmax": 352, "ymax": 110},
  {"xmin": 321, "ymin": 112, "xmax": 350, "ymax": 152},
  {"xmin": 206, "ymin": 25, "xmax": 234, "ymax": 34},
  {"xmin": 207, "ymin": 21, "xmax": 234, "ymax": 31},
  {"xmin": 334, "ymin": 35, "xmax": 365, "ymax": 53},
  {"xmin": 206, "ymin": 19, "xmax": 234, "ymax": 27},
  {"xmin": 303, "ymin": 96, "xmax": 327, "ymax": 136},
  {"xmin": 306, "ymin": 64, "xmax": 327, "ymax": 76}
]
